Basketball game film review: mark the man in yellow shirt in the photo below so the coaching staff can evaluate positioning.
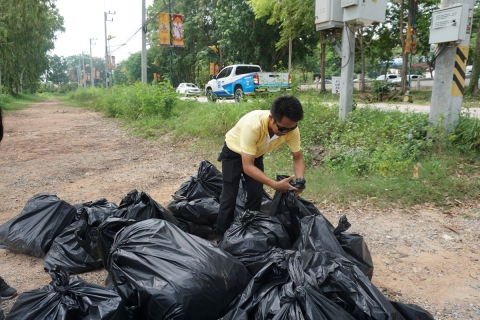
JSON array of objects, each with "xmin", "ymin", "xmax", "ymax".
[{"xmin": 216, "ymin": 96, "xmax": 306, "ymax": 240}]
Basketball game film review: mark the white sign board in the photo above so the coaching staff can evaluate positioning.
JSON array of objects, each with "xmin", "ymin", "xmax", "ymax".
[{"xmin": 332, "ymin": 77, "xmax": 341, "ymax": 94}]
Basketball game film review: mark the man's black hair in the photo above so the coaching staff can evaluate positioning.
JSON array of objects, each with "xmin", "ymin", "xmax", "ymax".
[{"xmin": 270, "ymin": 95, "xmax": 304, "ymax": 122}]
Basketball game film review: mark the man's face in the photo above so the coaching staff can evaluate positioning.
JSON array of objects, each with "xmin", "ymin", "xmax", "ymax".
[{"xmin": 270, "ymin": 115, "xmax": 297, "ymax": 136}]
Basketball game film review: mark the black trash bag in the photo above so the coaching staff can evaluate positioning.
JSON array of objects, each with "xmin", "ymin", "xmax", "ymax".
[
  {"xmin": 167, "ymin": 197, "xmax": 219, "ymax": 226},
  {"xmin": 235, "ymin": 178, "xmax": 273, "ymax": 216},
  {"xmin": 389, "ymin": 301, "xmax": 435, "ymax": 320},
  {"xmin": 293, "ymin": 215, "xmax": 344, "ymax": 256},
  {"xmin": 107, "ymin": 219, "xmax": 251, "ymax": 320},
  {"xmin": 174, "ymin": 160, "xmax": 223, "ymax": 200},
  {"xmin": 73, "ymin": 198, "xmax": 118, "ymax": 222},
  {"xmin": 270, "ymin": 180, "xmax": 316, "ymax": 243},
  {"xmin": 337, "ymin": 232, "xmax": 374, "ymax": 280},
  {"xmin": 6, "ymin": 267, "xmax": 127, "ymax": 320},
  {"xmin": 220, "ymin": 210, "xmax": 291, "ymax": 276},
  {"xmin": 226, "ymin": 250, "xmax": 356, "ymax": 320},
  {"xmin": 218, "ymin": 309, "xmax": 248, "ymax": 320},
  {"xmin": 294, "ymin": 214, "xmax": 374, "ymax": 280},
  {"xmin": 43, "ymin": 209, "xmax": 101, "ymax": 274},
  {"xmin": 0, "ymin": 194, "xmax": 76, "ymax": 258},
  {"xmin": 271, "ymin": 252, "xmax": 356, "ymax": 320},
  {"xmin": 43, "ymin": 199, "xmax": 119, "ymax": 274},
  {"xmin": 114, "ymin": 189, "xmax": 178, "ymax": 225},
  {"xmin": 333, "ymin": 215, "xmax": 352, "ymax": 235},
  {"xmin": 224, "ymin": 248, "xmax": 294, "ymax": 318},
  {"xmin": 95, "ymin": 217, "xmax": 138, "ymax": 269},
  {"xmin": 302, "ymin": 250, "xmax": 402, "ymax": 320},
  {"xmin": 175, "ymin": 217, "xmax": 215, "ymax": 239}
]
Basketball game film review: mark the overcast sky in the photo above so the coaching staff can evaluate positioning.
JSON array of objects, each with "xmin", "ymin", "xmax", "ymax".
[{"xmin": 52, "ymin": 0, "xmax": 154, "ymax": 63}]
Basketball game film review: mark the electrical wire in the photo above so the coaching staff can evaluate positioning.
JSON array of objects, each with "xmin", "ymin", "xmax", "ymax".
[
  {"xmin": 430, "ymin": 44, "xmax": 447, "ymax": 67},
  {"xmin": 340, "ymin": 23, "xmax": 355, "ymax": 69},
  {"xmin": 109, "ymin": 2, "xmax": 172, "ymax": 55}
]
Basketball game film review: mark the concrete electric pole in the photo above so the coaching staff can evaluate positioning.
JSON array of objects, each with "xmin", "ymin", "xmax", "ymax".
[
  {"xmin": 141, "ymin": 0, "xmax": 147, "ymax": 83},
  {"xmin": 104, "ymin": 11, "xmax": 115, "ymax": 88},
  {"xmin": 90, "ymin": 38, "xmax": 97, "ymax": 88},
  {"xmin": 339, "ymin": 25, "xmax": 356, "ymax": 121},
  {"xmin": 429, "ymin": 0, "xmax": 474, "ymax": 133},
  {"xmin": 81, "ymin": 53, "xmax": 86, "ymax": 89}
]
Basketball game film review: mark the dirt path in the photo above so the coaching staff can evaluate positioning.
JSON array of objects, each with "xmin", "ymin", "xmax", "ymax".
[{"xmin": 1, "ymin": 100, "xmax": 479, "ymax": 318}]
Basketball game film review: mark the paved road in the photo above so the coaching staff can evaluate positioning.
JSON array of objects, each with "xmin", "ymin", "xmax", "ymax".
[
  {"xmin": 182, "ymin": 97, "xmax": 480, "ymax": 119},
  {"xmin": 357, "ymin": 102, "xmax": 480, "ymax": 119}
]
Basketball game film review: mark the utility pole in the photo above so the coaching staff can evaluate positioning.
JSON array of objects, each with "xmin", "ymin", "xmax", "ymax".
[
  {"xmin": 429, "ymin": 0, "xmax": 474, "ymax": 133},
  {"xmin": 90, "ymin": 38, "xmax": 97, "ymax": 88},
  {"xmin": 339, "ymin": 25, "xmax": 355, "ymax": 121},
  {"xmin": 104, "ymin": 11, "xmax": 115, "ymax": 88},
  {"xmin": 141, "ymin": 0, "xmax": 147, "ymax": 83},
  {"xmin": 81, "ymin": 53, "xmax": 86, "ymax": 89}
]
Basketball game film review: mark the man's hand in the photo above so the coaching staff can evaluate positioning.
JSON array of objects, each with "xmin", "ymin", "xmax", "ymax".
[{"xmin": 275, "ymin": 175, "xmax": 299, "ymax": 194}]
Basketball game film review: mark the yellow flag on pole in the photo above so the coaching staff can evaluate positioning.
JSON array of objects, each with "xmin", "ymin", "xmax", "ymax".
[{"xmin": 158, "ymin": 13, "xmax": 170, "ymax": 46}]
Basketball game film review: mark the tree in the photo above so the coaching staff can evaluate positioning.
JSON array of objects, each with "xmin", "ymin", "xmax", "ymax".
[
  {"xmin": 47, "ymin": 55, "xmax": 69, "ymax": 85},
  {"xmin": 0, "ymin": 0, "xmax": 64, "ymax": 94},
  {"xmin": 465, "ymin": 4, "xmax": 480, "ymax": 94},
  {"xmin": 355, "ymin": 26, "xmax": 377, "ymax": 92}
]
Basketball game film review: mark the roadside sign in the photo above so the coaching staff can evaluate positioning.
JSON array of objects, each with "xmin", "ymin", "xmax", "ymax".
[{"xmin": 332, "ymin": 77, "xmax": 341, "ymax": 94}]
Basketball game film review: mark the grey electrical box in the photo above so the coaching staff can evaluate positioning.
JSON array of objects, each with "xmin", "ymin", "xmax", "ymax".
[
  {"xmin": 428, "ymin": 4, "xmax": 469, "ymax": 44},
  {"xmin": 343, "ymin": 0, "xmax": 388, "ymax": 26},
  {"xmin": 315, "ymin": 0, "xmax": 344, "ymax": 31},
  {"xmin": 341, "ymin": 0, "xmax": 359, "ymax": 8}
]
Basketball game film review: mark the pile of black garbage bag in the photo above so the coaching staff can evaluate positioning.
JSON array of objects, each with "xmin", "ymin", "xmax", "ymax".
[{"xmin": 0, "ymin": 160, "xmax": 434, "ymax": 319}]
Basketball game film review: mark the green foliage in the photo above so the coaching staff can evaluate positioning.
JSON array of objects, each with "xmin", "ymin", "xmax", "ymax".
[
  {"xmin": 94, "ymin": 82, "xmax": 177, "ymax": 120},
  {"xmin": 451, "ymin": 111, "xmax": 480, "ymax": 151},
  {"xmin": 1, "ymin": 94, "xmax": 47, "ymax": 110},
  {"xmin": 370, "ymin": 80, "xmax": 396, "ymax": 101},
  {"xmin": 0, "ymin": 0, "xmax": 64, "ymax": 94},
  {"xmin": 0, "ymin": 94, "xmax": 12, "ymax": 110}
]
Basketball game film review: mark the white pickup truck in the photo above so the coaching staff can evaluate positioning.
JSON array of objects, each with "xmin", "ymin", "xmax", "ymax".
[{"xmin": 205, "ymin": 64, "xmax": 291, "ymax": 102}]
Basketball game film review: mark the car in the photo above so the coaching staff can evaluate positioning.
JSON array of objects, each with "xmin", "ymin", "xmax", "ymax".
[
  {"xmin": 353, "ymin": 77, "xmax": 371, "ymax": 82},
  {"xmin": 466, "ymin": 65, "xmax": 473, "ymax": 76},
  {"xmin": 376, "ymin": 74, "xmax": 400, "ymax": 82},
  {"xmin": 176, "ymin": 83, "xmax": 201, "ymax": 96},
  {"xmin": 391, "ymin": 74, "xmax": 423, "ymax": 85},
  {"xmin": 314, "ymin": 79, "xmax": 331, "ymax": 84}
]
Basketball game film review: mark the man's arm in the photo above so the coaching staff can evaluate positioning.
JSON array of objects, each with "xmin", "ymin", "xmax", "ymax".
[
  {"xmin": 292, "ymin": 150, "xmax": 306, "ymax": 196},
  {"xmin": 241, "ymin": 152, "xmax": 297, "ymax": 193}
]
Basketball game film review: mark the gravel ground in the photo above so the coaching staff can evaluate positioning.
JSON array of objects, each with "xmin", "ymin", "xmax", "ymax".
[{"xmin": 0, "ymin": 99, "xmax": 479, "ymax": 319}]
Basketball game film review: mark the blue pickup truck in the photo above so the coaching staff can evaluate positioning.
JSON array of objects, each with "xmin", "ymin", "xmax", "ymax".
[{"xmin": 205, "ymin": 64, "xmax": 291, "ymax": 102}]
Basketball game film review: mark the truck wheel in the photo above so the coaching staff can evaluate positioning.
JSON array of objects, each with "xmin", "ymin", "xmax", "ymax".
[
  {"xmin": 234, "ymin": 87, "xmax": 244, "ymax": 103},
  {"xmin": 206, "ymin": 88, "xmax": 216, "ymax": 102}
]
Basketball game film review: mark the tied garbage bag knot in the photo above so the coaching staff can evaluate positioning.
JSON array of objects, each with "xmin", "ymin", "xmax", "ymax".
[{"xmin": 281, "ymin": 283, "xmax": 307, "ymax": 304}]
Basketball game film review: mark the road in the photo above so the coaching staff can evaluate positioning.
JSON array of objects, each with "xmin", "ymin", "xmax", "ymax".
[{"xmin": 183, "ymin": 97, "xmax": 480, "ymax": 119}]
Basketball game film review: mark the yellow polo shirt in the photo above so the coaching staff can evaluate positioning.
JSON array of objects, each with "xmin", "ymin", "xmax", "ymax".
[{"xmin": 225, "ymin": 110, "xmax": 301, "ymax": 158}]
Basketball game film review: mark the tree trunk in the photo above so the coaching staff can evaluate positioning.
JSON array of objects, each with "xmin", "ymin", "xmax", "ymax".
[
  {"xmin": 357, "ymin": 31, "xmax": 366, "ymax": 92},
  {"xmin": 400, "ymin": 1, "xmax": 408, "ymax": 93},
  {"xmin": 320, "ymin": 31, "xmax": 326, "ymax": 92},
  {"xmin": 466, "ymin": 15, "xmax": 480, "ymax": 94}
]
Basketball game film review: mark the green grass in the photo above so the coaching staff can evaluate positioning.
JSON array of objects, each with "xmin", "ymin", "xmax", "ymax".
[
  {"xmin": 1, "ymin": 93, "xmax": 49, "ymax": 111},
  {"xmin": 12, "ymin": 85, "xmax": 480, "ymax": 209}
]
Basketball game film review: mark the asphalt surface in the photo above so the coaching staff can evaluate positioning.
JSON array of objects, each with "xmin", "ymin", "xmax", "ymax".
[{"xmin": 182, "ymin": 96, "xmax": 480, "ymax": 119}]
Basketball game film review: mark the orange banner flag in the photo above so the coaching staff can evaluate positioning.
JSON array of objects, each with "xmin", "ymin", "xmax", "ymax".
[{"xmin": 172, "ymin": 14, "xmax": 184, "ymax": 47}]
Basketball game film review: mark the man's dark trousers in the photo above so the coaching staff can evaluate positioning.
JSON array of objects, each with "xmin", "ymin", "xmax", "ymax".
[{"xmin": 216, "ymin": 144, "xmax": 264, "ymax": 239}]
